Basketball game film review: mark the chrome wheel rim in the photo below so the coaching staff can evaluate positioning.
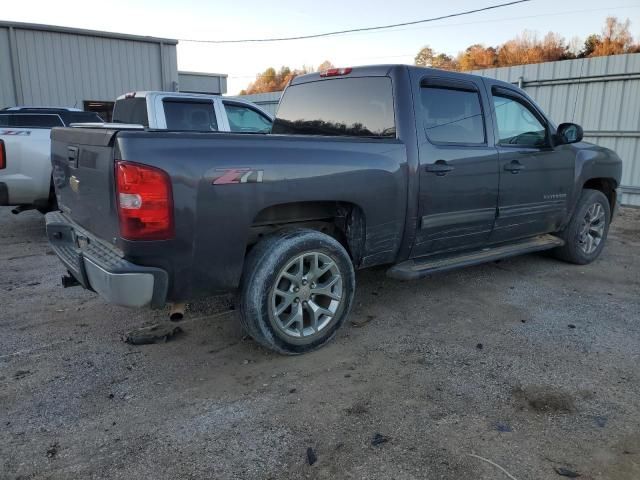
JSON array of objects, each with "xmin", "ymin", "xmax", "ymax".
[
  {"xmin": 270, "ymin": 251, "xmax": 343, "ymax": 339},
  {"xmin": 579, "ymin": 202, "xmax": 605, "ymax": 254}
]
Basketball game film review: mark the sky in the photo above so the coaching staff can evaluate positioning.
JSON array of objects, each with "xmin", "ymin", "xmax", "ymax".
[{"xmin": 2, "ymin": 0, "xmax": 639, "ymax": 94}]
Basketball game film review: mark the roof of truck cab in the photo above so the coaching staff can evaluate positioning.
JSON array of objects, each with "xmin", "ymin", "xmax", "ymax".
[
  {"xmin": 289, "ymin": 64, "xmax": 516, "ymax": 90},
  {"xmin": 116, "ymin": 91, "xmax": 222, "ymax": 100}
]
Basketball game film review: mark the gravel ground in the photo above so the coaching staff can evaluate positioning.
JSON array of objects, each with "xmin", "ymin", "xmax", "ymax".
[{"xmin": 1, "ymin": 206, "xmax": 639, "ymax": 480}]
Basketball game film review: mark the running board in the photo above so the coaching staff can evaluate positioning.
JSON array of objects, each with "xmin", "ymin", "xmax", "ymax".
[{"xmin": 387, "ymin": 234, "xmax": 564, "ymax": 281}]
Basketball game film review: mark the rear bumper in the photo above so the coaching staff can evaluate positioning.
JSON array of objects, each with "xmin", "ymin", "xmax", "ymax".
[{"xmin": 45, "ymin": 211, "xmax": 168, "ymax": 308}]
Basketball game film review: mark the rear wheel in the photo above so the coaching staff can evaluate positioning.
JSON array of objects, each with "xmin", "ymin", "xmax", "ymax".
[
  {"xmin": 553, "ymin": 188, "xmax": 611, "ymax": 264},
  {"xmin": 239, "ymin": 229, "xmax": 355, "ymax": 355},
  {"xmin": 37, "ymin": 179, "xmax": 58, "ymax": 214}
]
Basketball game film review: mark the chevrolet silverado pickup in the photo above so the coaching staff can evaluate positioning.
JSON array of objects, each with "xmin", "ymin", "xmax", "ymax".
[
  {"xmin": 0, "ymin": 107, "xmax": 103, "ymax": 213},
  {"xmin": 46, "ymin": 65, "xmax": 623, "ymax": 354}
]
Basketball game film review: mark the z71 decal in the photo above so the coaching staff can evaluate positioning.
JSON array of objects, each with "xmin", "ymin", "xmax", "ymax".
[{"xmin": 212, "ymin": 168, "xmax": 264, "ymax": 185}]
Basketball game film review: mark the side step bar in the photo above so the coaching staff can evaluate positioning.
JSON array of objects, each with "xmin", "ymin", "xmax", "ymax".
[{"xmin": 387, "ymin": 234, "xmax": 564, "ymax": 281}]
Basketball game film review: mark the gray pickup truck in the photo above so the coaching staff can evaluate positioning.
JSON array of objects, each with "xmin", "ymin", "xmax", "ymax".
[{"xmin": 46, "ymin": 65, "xmax": 622, "ymax": 354}]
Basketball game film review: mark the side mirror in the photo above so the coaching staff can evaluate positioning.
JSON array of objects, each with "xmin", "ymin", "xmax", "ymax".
[{"xmin": 557, "ymin": 122, "xmax": 583, "ymax": 144}]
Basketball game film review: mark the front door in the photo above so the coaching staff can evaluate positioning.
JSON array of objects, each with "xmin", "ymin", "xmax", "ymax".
[
  {"xmin": 487, "ymin": 86, "xmax": 575, "ymax": 242},
  {"xmin": 411, "ymin": 74, "xmax": 500, "ymax": 258}
]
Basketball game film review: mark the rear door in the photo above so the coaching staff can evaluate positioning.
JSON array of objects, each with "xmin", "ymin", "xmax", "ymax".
[
  {"xmin": 410, "ymin": 72, "xmax": 500, "ymax": 257},
  {"xmin": 486, "ymin": 84, "xmax": 574, "ymax": 242}
]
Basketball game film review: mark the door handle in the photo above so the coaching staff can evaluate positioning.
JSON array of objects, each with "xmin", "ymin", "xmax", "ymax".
[
  {"xmin": 425, "ymin": 160, "xmax": 454, "ymax": 176},
  {"xmin": 504, "ymin": 161, "xmax": 524, "ymax": 174}
]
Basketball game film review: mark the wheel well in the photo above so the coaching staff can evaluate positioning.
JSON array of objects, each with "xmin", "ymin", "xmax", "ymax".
[
  {"xmin": 583, "ymin": 178, "xmax": 617, "ymax": 210},
  {"xmin": 248, "ymin": 201, "xmax": 366, "ymax": 266}
]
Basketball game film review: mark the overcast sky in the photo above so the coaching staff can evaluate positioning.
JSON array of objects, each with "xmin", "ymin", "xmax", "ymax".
[{"xmin": 2, "ymin": 0, "xmax": 639, "ymax": 93}]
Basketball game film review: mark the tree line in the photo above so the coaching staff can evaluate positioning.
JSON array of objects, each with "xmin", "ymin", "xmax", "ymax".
[
  {"xmin": 415, "ymin": 17, "xmax": 639, "ymax": 71},
  {"xmin": 239, "ymin": 61, "xmax": 334, "ymax": 95},
  {"xmin": 241, "ymin": 17, "xmax": 639, "ymax": 94}
]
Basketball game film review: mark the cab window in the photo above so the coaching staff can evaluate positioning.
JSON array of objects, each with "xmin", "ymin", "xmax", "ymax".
[
  {"xmin": 272, "ymin": 77, "xmax": 396, "ymax": 138},
  {"xmin": 493, "ymin": 95, "xmax": 547, "ymax": 147},
  {"xmin": 163, "ymin": 99, "xmax": 218, "ymax": 131},
  {"xmin": 420, "ymin": 86, "xmax": 485, "ymax": 144},
  {"xmin": 224, "ymin": 104, "xmax": 272, "ymax": 133}
]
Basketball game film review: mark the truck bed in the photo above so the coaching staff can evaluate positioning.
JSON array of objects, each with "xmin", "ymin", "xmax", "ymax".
[{"xmin": 50, "ymin": 127, "xmax": 409, "ymax": 303}]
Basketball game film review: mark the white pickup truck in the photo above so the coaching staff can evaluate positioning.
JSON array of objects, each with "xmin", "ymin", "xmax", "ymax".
[
  {"xmin": 1, "ymin": 94, "xmax": 272, "ymax": 215},
  {"xmin": 0, "ymin": 107, "xmax": 103, "ymax": 213},
  {"xmin": 112, "ymin": 91, "xmax": 273, "ymax": 132}
]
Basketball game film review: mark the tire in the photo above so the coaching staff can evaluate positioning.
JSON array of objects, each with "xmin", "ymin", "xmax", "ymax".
[
  {"xmin": 239, "ymin": 228, "xmax": 355, "ymax": 355},
  {"xmin": 37, "ymin": 179, "xmax": 58, "ymax": 214},
  {"xmin": 552, "ymin": 188, "xmax": 611, "ymax": 265}
]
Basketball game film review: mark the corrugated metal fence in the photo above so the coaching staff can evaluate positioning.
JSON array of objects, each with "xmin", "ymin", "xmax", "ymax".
[{"xmin": 237, "ymin": 53, "xmax": 640, "ymax": 206}]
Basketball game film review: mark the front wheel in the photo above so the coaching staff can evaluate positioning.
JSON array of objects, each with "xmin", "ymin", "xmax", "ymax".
[
  {"xmin": 239, "ymin": 229, "xmax": 355, "ymax": 355},
  {"xmin": 553, "ymin": 188, "xmax": 611, "ymax": 265}
]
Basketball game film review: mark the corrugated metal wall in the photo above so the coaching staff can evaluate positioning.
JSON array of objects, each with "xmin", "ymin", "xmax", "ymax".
[
  {"xmin": 178, "ymin": 71, "xmax": 227, "ymax": 95},
  {"xmin": 472, "ymin": 53, "xmax": 640, "ymax": 206},
  {"xmin": 0, "ymin": 22, "xmax": 178, "ymax": 109}
]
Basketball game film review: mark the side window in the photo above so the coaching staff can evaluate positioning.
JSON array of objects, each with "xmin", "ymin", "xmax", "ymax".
[
  {"xmin": 224, "ymin": 104, "xmax": 272, "ymax": 133},
  {"xmin": 493, "ymin": 95, "xmax": 547, "ymax": 147},
  {"xmin": 163, "ymin": 100, "xmax": 218, "ymax": 131},
  {"xmin": 420, "ymin": 86, "xmax": 485, "ymax": 144},
  {"xmin": 0, "ymin": 114, "xmax": 63, "ymax": 128}
]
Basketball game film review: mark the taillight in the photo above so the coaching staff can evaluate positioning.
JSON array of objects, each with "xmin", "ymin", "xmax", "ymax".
[
  {"xmin": 0, "ymin": 140, "xmax": 5, "ymax": 169},
  {"xmin": 320, "ymin": 67, "xmax": 352, "ymax": 77},
  {"xmin": 115, "ymin": 161, "xmax": 174, "ymax": 240}
]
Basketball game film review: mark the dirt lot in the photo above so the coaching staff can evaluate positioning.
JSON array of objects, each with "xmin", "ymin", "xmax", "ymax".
[{"xmin": 1, "ymin": 207, "xmax": 639, "ymax": 480}]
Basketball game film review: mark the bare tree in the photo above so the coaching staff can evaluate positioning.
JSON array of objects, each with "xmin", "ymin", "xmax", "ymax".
[{"xmin": 591, "ymin": 17, "xmax": 633, "ymax": 56}]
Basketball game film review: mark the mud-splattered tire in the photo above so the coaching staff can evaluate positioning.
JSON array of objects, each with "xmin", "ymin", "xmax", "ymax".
[
  {"xmin": 552, "ymin": 188, "xmax": 611, "ymax": 265},
  {"xmin": 239, "ymin": 229, "xmax": 355, "ymax": 355}
]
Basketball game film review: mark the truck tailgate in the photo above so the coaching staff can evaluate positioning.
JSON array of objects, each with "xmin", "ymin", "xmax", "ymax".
[{"xmin": 51, "ymin": 127, "xmax": 120, "ymax": 242}]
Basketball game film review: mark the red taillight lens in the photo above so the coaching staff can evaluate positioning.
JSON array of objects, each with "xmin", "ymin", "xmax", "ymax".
[
  {"xmin": 320, "ymin": 67, "xmax": 352, "ymax": 77},
  {"xmin": 0, "ymin": 140, "xmax": 6, "ymax": 169},
  {"xmin": 115, "ymin": 161, "xmax": 173, "ymax": 240}
]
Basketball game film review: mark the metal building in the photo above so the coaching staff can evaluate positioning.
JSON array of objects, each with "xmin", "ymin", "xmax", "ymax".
[
  {"xmin": 0, "ymin": 21, "xmax": 227, "ymax": 120},
  {"xmin": 179, "ymin": 71, "xmax": 228, "ymax": 96}
]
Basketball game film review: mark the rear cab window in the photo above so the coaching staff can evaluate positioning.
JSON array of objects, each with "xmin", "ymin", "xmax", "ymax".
[
  {"xmin": 272, "ymin": 77, "xmax": 396, "ymax": 138},
  {"xmin": 112, "ymin": 98, "xmax": 149, "ymax": 126},
  {"xmin": 162, "ymin": 99, "xmax": 218, "ymax": 131}
]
